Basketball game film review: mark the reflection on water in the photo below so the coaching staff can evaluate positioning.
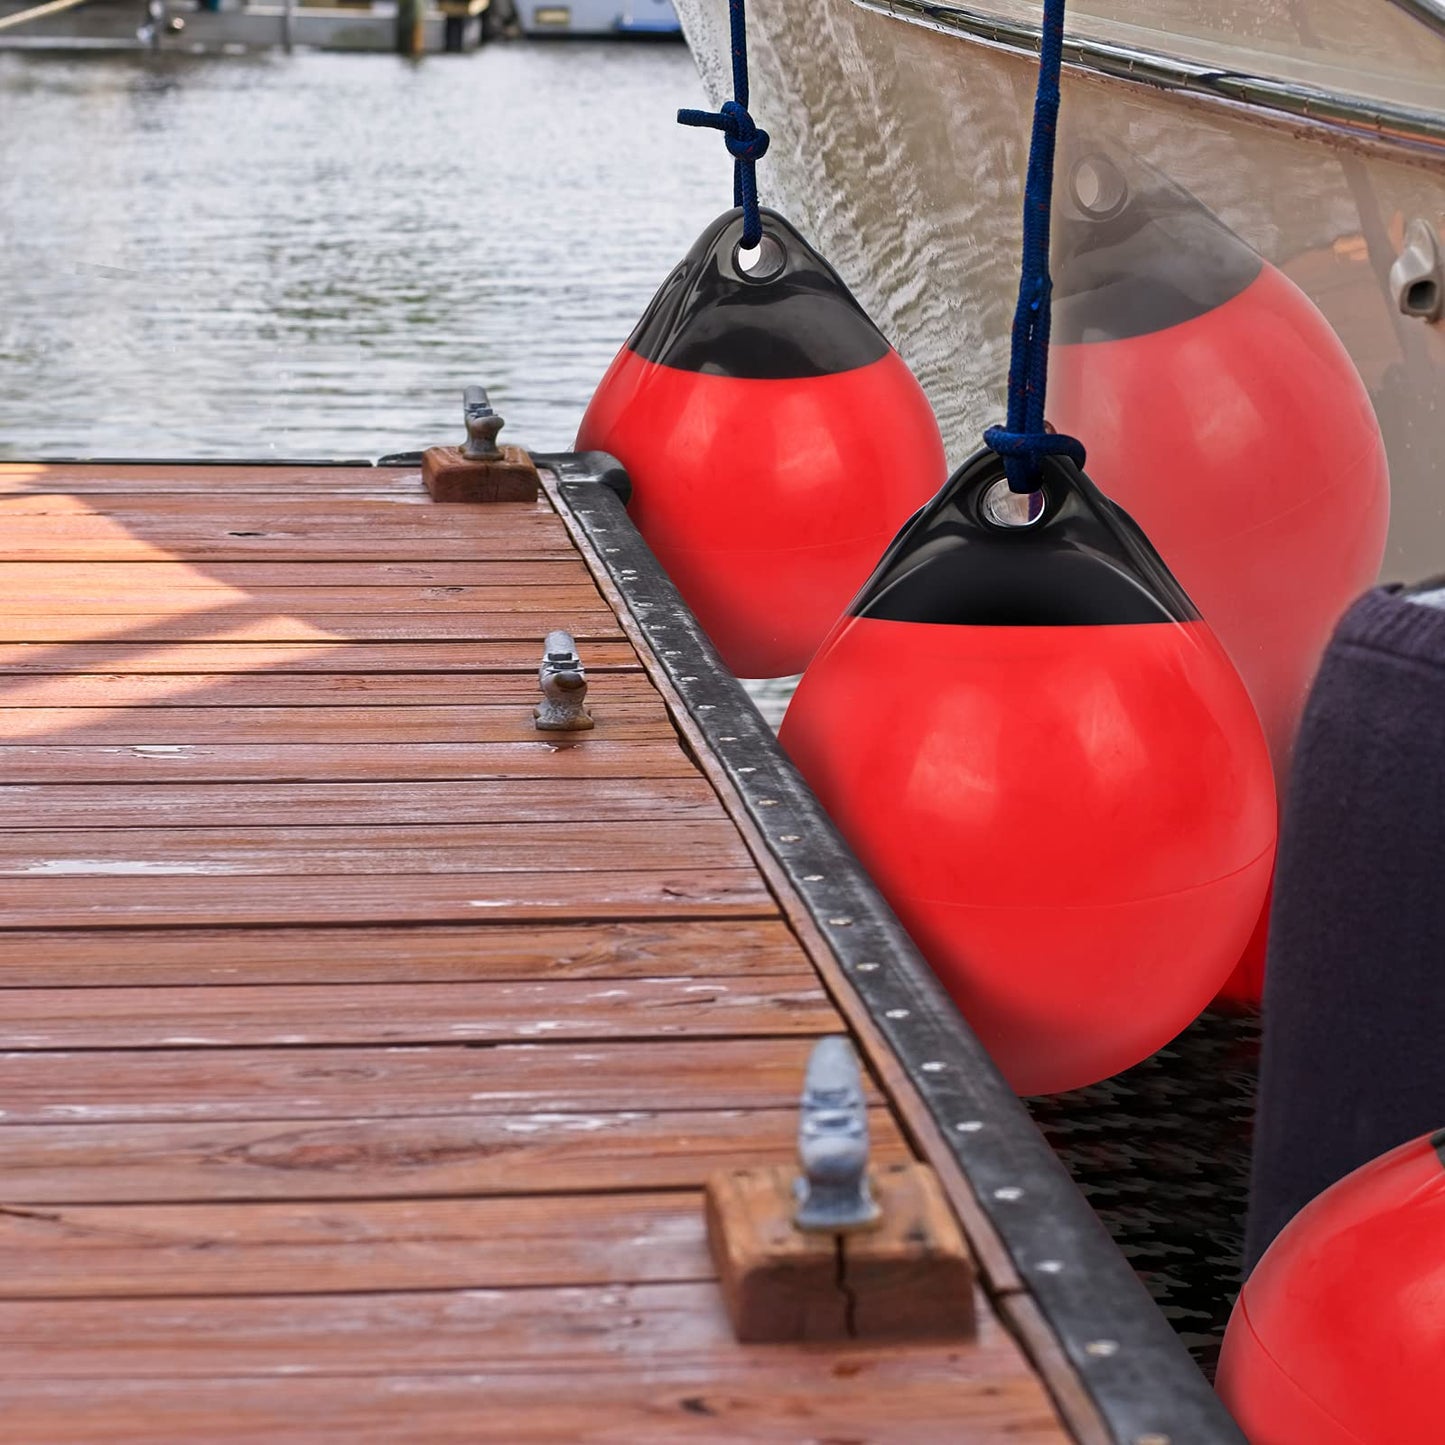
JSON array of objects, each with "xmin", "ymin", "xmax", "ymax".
[{"xmin": 0, "ymin": 46, "xmax": 720, "ymax": 458}]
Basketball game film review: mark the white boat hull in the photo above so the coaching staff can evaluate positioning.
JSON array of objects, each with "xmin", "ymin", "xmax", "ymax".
[{"xmin": 671, "ymin": 0, "xmax": 1445, "ymax": 583}]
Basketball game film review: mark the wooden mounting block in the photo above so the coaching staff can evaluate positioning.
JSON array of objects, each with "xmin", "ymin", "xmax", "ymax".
[
  {"xmin": 422, "ymin": 445, "xmax": 540, "ymax": 504},
  {"xmin": 705, "ymin": 1161, "xmax": 977, "ymax": 1343}
]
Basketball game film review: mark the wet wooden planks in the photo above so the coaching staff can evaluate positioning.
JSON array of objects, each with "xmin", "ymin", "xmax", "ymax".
[
  {"xmin": 0, "ymin": 704, "xmax": 668, "ymax": 742},
  {"xmin": 0, "ymin": 463, "xmax": 1069, "ymax": 1442},
  {"xmin": 0, "ymin": 1038, "xmax": 847, "ymax": 1123},
  {"xmin": 0, "ymin": 819, "xmax": 752, "ymax": 872},
  {"xmin": 0, "ymin": 1370, "xmax": 1065, "ymax": 1445},
  {"xmin": 0, "ymin": 919, "xmax": 800, "ymax": 984},
  {"xmin": 0, "ymin": 463, "xmax": 424, "ymax": 496},
  {"xmin": 0, "ymin": 777, "xmax": 723, "ymax": 827},
  {"xmin": 0, "ymin": 1194, "xmax": 720, "ymax": 1298},
  {"xmin": 1, "ymin": 1282, "xmax": 1034, "ymax": 1378},
  {"xmin": 0, "ymin": 741, "xmax": 701, "ymax": 784},
  {"xmin": 0, "ymin": 639, "xmax": 643, "ymax": 674},
  {"xmin": 0, "ymin": 510, "xmax": 577, "ymax": 562},
  {"xmin": 0, "ymin": 976, "xmax": 835, "ymax": 1047},
  {"xmin": 0, "ymin": 1108, "xmax": 910, "ymax": 1206}
]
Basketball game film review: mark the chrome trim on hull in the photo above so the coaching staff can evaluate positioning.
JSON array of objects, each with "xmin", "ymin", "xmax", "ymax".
[
  {"xmin": 1391, "ymin": 0, "xmax": 1445, "ymax": 36},
  {"xmin": 853, "ymin": 0, "xmax": 1445, "ymax": 161}
]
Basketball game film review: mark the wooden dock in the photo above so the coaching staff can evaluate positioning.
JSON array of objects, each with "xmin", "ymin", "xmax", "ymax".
[{"xmin": 0, "ymin": 460, "xmax": 1074, "ymax": 1441}]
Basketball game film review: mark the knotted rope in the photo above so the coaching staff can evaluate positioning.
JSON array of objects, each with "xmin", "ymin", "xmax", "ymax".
[
  {"xmin": 677, "ymin": 0, "xmax": 770, "ymax": 248},
  {"xmin": 982, "ymin": 0, "xmax": 1087, "ymax": 492}
]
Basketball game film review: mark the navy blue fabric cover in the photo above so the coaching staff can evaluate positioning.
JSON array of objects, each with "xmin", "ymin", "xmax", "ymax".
[{"xmin": 1246, "ymin": 584, "xmax": 1445, "ymax": 1267}]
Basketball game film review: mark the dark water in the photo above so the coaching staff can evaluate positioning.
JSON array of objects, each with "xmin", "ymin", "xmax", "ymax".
[
  {"xmin": 0, "ymin": 40, "xmax": 1252, "ymax": 1384},
  {"xmin": 1028, "ymin": 1011, "xmax": 1258, "ymax": 1381},
  {"xmin": 0, "ymin": 45, "xmax": 718, "ymax": 459}
]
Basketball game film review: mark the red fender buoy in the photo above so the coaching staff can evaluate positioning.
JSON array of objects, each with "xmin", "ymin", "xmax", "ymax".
[
  {"xmin": 1048, "ymin": 156, "xmax": 1389, "ymax": 1005},
  {"xmin": 1218, "ymin": 1129, "xmax": 1445, "ymax": 1443},
  {"xmin": 577, "ymin": 207, "xmax": 946, "ymax": 678},
  {"xmin": 1048, "ymin": 153, "xmax": 1390, "ymax": 769},
  {"xmin": 780, "ymin": 449, "xmax": 1276, "ymax": 1095}
]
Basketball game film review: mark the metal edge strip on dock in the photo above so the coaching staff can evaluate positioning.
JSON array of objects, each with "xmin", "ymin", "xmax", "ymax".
[
  {"xmin": 537, "ymin": 449, "xmax": 1246, "ymax": 1445},
  {"xmin": 850, "ymin": 0, "xmax": 1445, "ymax": 164}
]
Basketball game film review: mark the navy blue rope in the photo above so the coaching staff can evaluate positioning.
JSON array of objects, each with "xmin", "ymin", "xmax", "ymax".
[
  {"xmin": 982, "ymin": 0, "xmax": 1086, "ymax": 493},
  {"xmin": 677, "ymin": 0, "xmax": 770, "ymax": 248}
]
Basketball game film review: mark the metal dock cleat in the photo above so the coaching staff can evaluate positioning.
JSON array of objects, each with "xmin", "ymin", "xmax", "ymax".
[
  {"xmin": 704, "ymin": 1034, "xmax": 976, "ymax": 1343},
  {"xmin": 421, "ymin": 385, "xmax": 540, "ymax": 503},
  {"xmin": 534, "ymin": 630, "xmax": 595, "ymax": 732},
  {"xmin": 461, "ymin": 384, "xmax": 506, "ymax": 459},
  {"xmin": 793, "ymin": 1035, "xmax": 881, "ymax": 1233}
]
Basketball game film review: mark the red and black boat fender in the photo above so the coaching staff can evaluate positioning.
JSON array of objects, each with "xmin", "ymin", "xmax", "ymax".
[
  {"xmin": 1218, "ymin": 1128, "xmax": 1445, "ymax": 1443},
  {"xmin": 780, "ymin": 447, "xmax": 1277, "ymax": 1095},
  {"xmin": 1048, "ymin": 153, "xmax": 1389, "ymax": 775},
  {"xmin": 577, "ymin": 206, "xmax": 946, "ymax": 679},
  {"xmin": 1047, "ymin": 153, "xmax": 1389, "ymax": 1004}
]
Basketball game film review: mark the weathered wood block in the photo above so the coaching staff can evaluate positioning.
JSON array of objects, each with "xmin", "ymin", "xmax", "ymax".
[
  {"xmin": 705, "ymin": 1161, "xmax": 976, "ymax": 1343},
  {"xmin": 421, "ymin": 445, "xmax": 539, "ymax": 504}
]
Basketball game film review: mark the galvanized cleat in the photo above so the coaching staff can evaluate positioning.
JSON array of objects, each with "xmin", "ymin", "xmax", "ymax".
[
  {"xmin": 534, "ymin": 630, "xmax": 595, "ymax": 731},
  {"xmin": 461, "ymin": 384, "xmax": 506, "ymax": 460},
  {"xmin": 421, "ymin": 383, "xmax": 538, "ymax": 504},
  {"xmin": 705, "ymin": 1030, "xmax": 974, "ymax": 1341},
  {"xmin": 793, "ymin": 1035, "xmax": 881, "ymax": 1233}
]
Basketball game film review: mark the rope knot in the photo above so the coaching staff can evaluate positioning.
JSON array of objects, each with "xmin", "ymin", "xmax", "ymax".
[
  {"xmin": 677, "ymin": 101, "xmax": 770, "ymax": 162},
  {"xmin": 676, "ymin": 0, "xmax": 769, "ymax": 248},
  {"xmin": 719, "ymin": 100, "xmax": 770, "ymax": 161},
  {"xmin": 983, "ymin": 425, "xmax": 1087, "ymax": 494}
]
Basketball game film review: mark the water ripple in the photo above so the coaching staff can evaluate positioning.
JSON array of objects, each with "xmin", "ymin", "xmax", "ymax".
[{"xmin": 0, "ymin": 44, "xmax": 723, "ymax": 459}]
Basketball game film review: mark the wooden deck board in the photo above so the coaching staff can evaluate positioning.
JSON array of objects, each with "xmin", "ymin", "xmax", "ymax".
[
  {"xmin": 0, "ymin": 1108, "xmax": 909, "ymax": 1206},
  {"xmin": 0, "ymin": 976, "xmax": 837, "ymax": 1048},
  {"xmin": 0, "ymin": 741, "xmax": 697, "ymax": 783},
  {"xmin": 0, "ymin": 463, "xmax": 1070, "ymax": 1442},
  {"xmin": 5, "ymin": 585, "xmax": 611, "ymax": 612},
  {"xmin": 0, "ymin": 820, "xmax": 752, "ymax": 874},
  {"xmin": 0, "ymin": 1371, "xmax": 1067, "ymax": 1445},
  {"xmin": 0, "ymin": 495, "xmax": 521, "ymax": 519},
  {"xmin": 0, "ymin": 612, "xmax": 626, "ymax": 642},
  {"xmin": 0, "ymin": 640, "xmax": 643, "ymax": 673},
  {"xmin": 0, "ymin": 704, "xmax": 668, "ymax": 743},
  {"xmin": 0, "ymin": 1039, "xmax": 844, "ymax": 1123},
  {"xmin": 0, "ymin": 673, "xmax": 663, "ymax": 708},
  {"xmin": 0, "ymin": 534, "xmax": 580, "ymax": 562},
  {"xmin": 0, "ymin": 870, "xmax": 776, "ymax": 928},
  {"xmin": 0, "ymin": 920, "xmax": 802, "ymax": 985},
  {"xmin": 0, "ymin": 464, "xmax": 426, "ymax": 495},
  {"xmin": 0, "ymin": 778, "xmax": 715, "ymax": 828},
  {"xmin": 0, "ymin": 559, "xmax": 599, "ymax": 587},
  {"xmin": 0, "ymin": 496, "xmax": 579, "ymax": 562},
  {"xmin": 0, "ymin": 1282, "xmax": 1030, "ymax": 1380},
  {"xmin": 0, "ymin": 1194, "xmax": 717, "ymax": 1298}
]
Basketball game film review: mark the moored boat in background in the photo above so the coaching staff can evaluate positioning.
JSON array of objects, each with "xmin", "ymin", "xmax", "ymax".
[
  {"xmin": 669, "ymin": 0, "xmax": 1444, "ymax": 584},
  {"xmin": 515, "ymin": 0, "xmax": 679, "ymax": 37}
]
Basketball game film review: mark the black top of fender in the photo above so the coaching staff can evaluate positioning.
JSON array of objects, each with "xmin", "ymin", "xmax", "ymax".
[
  {"xmin": 851, "ymin": 448, "xmax": 1200, "ymax": 627},
  {"xmin": 1052, "ymin": 150, "xmax": 1264, "ymax": 343},
  {"xmin": 625, "ymin": 207, "xmax": 894, "ymax": 379}
]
